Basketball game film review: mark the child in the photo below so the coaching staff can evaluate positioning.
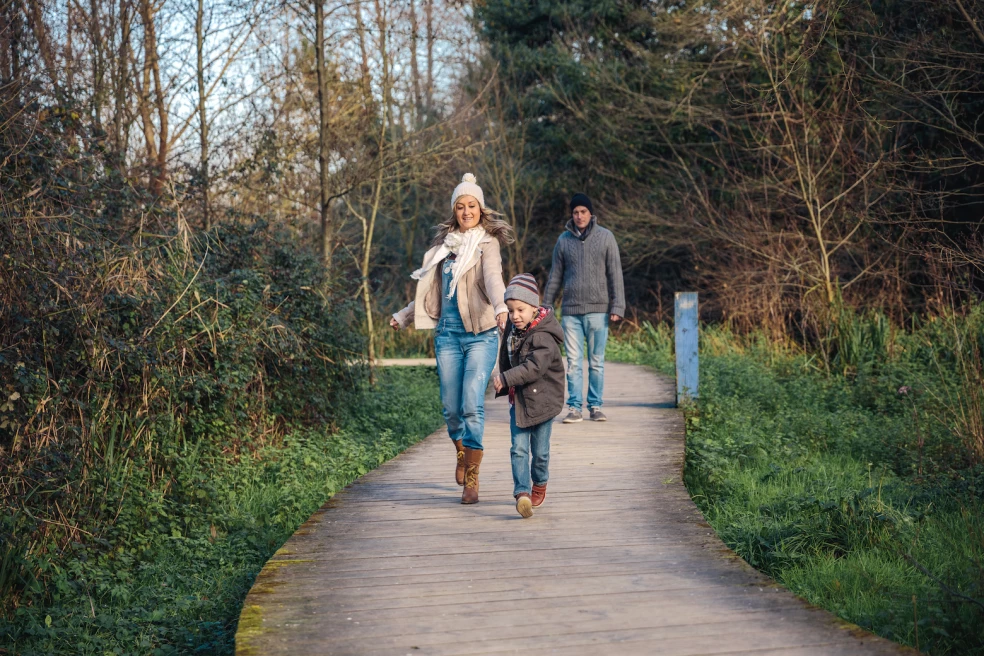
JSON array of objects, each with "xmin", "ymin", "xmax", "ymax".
[{"xmin": 492, "ymin": 274, "xmax": 566, "ymax": 518}]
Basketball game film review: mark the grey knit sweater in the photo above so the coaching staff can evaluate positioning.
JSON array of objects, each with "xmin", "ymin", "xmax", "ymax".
[{"xmin": 542, "ymin": 217, "xmax": 626, "ymax": 317}]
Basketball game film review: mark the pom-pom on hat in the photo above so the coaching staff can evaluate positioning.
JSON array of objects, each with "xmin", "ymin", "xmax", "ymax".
[
  {"xmin": 451, "ymin": 173, "xmax": 486, "ymax": 210},
  {"xmin": 504, "ymin": 273, "xmax": 540, "ymax": 308}
]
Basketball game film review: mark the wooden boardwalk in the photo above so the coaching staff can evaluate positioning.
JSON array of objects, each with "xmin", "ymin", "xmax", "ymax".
[{"xmin": 236, "ymin": 363, "xmax": 910, "ymax": 655}]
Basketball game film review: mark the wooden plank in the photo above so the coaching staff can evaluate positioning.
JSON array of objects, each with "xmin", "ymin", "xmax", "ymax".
[
  {"xmin": 235, "ymin": 363, "xmax": 911, "ymax": 656},
  {"xmin": 310, "ymin": 617, "xmax": 895, "ymax": 656},
  {"xmin": 675, "ymin": 291, "xmax": 699, "ymax": 404}
]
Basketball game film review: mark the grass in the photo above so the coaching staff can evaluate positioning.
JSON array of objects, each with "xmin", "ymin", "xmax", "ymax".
[
  {"xmin": 1, "ymin": 365, "xmax": 442, "ymax": 655},
  {"xmin": 609, "ymin": 317, "xmax": 984, "ymax": 655}
]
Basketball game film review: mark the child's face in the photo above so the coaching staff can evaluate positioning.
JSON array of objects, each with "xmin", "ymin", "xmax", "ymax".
[{"xmin": 506, "ymin": 299, "xmax": 538, "ymax": 329}]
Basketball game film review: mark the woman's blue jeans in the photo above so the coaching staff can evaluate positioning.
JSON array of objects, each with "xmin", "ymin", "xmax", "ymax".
[
  {"xmin": 561, "ymin": 312, "xmax": 609, "ymax": 409},
  {"xmin": 434, "ymin": 317, "xmax": 499, "ymax": 450},
  {"xmin": 510, "ymin": 406, "xmax": 551, "ymax": 497}
]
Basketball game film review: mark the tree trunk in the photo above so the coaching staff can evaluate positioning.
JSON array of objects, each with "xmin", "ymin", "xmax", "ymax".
[
  {"xmin": 195, "ymin": 0, "xmax": 210, "ymax": 229},
  {"xmin": 360, "ymin": 0, "xmax": 393, "ymax": 379},
  {"xmin": 89, "ymin": 0, "xmax": 106, "ymax": 131},
  {"xmin": 113, "ymin": 0, "xmax": 131, "ymax": 162},
  {"xmin": 0, "ymin": 2, "xmax": 13, "ymax": 86},
  {"xmin": 314, "ymin": 0, "xmax": 332, "ymax": 273},
  {"xmin": 25, "ymin": 0, "xmax": 62, "ymax": 96},
  {"xmin": 408, "ymin": 0, "xmax": 422, "ymax": 118},
  {"xmin": 424, "ymin": 0, "xmax": 433, "ymax": 112},
  {"xmin": 353, "ymin": 1, "xmax": 370, "ymax": 98},
  {"xmin": 137, "ymin": 0, "xmax": 168, "ymax": 196},
  {"xmin": 362, "ymin": 163, "xmax": 384, "ymax": 377},
  {"xmin": 65, "ymin": 0, "xmax": 74, "ymax": 93}
]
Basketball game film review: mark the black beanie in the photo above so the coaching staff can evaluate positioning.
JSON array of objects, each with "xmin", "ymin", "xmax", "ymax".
[{"xmin": 570, "ymin": 192, "xmax": 593, "ymax": 215}]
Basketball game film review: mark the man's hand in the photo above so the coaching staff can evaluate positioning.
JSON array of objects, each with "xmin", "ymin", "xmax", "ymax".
[
  {"xmin": 389, "ymin": 317, "xmax": 401, "ymax": 331},
  {"xmin": 610, "ymin": 314, "xmax": 621, "ymax": 322},
  {"xmin": 493, "ymin": 376, "xmax": 505, "ymax": 393},
  {"xmin": 496, "ymin": 312, "xmax": 507, "ymax": 332}
]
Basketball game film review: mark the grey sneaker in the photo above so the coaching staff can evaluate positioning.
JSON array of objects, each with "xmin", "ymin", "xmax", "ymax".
[
  {"xmin": 562, "ymin": 408, "xmax": 583, "ymax": 423},
  {"xmin": 589, "ymin": 408, "xmax": 608, "ymax": 422}
]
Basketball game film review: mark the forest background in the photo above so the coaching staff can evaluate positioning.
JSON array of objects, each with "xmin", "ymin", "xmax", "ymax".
[{"xmin": 2, "ymin": 0, "xmax": 984, "ymax": 653}]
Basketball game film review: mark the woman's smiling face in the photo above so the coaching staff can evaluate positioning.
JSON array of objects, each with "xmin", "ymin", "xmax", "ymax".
[{"xmin": 454, "ymin": 195, "xmax": 481, "ymax": 231}]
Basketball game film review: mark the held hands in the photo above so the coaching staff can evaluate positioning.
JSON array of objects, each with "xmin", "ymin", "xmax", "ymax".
[
  {"xmin": 492, "ymin": 375, "xmax": 504, "ymax": 394},
  {"xmin": 389, "ymin": 317, "xmax": 401, "ymax": 331},
  {"xmin": 610, "ymin": 314, "xmax": 621, "ymax": 322}
]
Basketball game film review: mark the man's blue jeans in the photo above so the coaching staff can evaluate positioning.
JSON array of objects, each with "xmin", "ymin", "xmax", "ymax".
[
  {"xmin": 434, "ymin": 317, "xmax": 499, "ymax": 450},
  {"xmin": 510, "ymin": 406, "xmax": 551, "ymax": 497},
  {"xmin": 561, "ymin": 312, "xmax": 609, "ymax": 410}
]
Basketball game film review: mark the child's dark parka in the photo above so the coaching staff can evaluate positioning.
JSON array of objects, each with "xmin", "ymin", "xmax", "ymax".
[{"xmin": 495, "ymin": 309, "xmax": 566, "ymax": 428}]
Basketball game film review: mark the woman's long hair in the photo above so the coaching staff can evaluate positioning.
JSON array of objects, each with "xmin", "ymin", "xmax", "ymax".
[{"xmin": 432, "ymin": 206, "xmax": 516, "ymax": 246}]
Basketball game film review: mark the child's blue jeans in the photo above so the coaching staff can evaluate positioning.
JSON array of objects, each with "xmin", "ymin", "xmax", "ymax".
[
  {"xmin": 434, "ymin": 316, "xmax": 499, "ymax": 450},
  {"xmin": 510, "ymin": 405, "xmax": 551, "ymax": 497}
]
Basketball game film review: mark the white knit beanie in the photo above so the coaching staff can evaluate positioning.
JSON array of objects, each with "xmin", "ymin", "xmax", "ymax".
[{"xmin": 450, "ymin": 173, "xmax": 485, "ymax": 210}]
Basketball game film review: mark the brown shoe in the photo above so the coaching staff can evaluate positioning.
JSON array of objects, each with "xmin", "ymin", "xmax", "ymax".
[
  {"xmin": 515, "ymin": 493, "xmax": 533, "ymax": 518},
  {"xmin": 531, "ymin": 483, "xmax": 547, "ymax": 508},
  {"xmin": 461, "ymin": 447, "xmax": 483, "ymax": 504},
  {"xmin": 454, "ymin": 439, "xmax": 465, "ymax": 486}
]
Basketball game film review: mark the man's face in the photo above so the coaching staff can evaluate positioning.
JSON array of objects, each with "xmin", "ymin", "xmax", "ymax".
[{"xmin": 572, "ymin": 205, "xmax": 591, "ymax": 230}]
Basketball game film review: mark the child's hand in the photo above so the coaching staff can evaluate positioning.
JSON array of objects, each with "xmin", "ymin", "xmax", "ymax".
[{"xmin": 493, "ymin": 376, "xmax": 504, "ymax": 393}]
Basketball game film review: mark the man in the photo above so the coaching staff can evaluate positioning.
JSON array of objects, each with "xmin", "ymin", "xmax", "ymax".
[{"xmin": 542, "ymin": 193, "xmax": 625, "ymax": 423}]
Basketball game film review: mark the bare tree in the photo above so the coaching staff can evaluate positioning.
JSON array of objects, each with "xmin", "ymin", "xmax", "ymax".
[
  {"xmin": 314, "ymin": 0, "xmax": 333, "ymax": 271},
  {"xmin": 481, "ymin": 75, "xmax": 542, "ymax": 277},
  {"xmin": 195, "ymin": 0, "xmax": 210, "ymax": 228},
  {"xmin": 135, "ymin": 0, "xmax": 169, "ymax": 195},
  {"xmin": 424, "ymin": 0, "xmax": 433, "ymax": 113}
]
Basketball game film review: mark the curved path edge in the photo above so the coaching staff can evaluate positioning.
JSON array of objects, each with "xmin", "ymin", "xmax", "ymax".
[{"xmin": 235, "ymin": 362, "xmax": 914, "ymax": 656}]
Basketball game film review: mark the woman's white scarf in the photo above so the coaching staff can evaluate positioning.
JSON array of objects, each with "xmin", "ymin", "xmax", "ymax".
[{"xmin": 411, "ymin": 227, "xmax": 486, "ymax": 300}]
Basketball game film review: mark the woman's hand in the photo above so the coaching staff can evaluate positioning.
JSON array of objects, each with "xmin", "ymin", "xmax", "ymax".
[
  {"xmin": 389, "ymin": 317, "xmax": 401, "ymax": 331},
  {"xmin": 492, "ymin": 376, "xmax": 504, "ymax": 394},
  {"xmin": 496, "ymin": 312, "xmax": 507, "ymax": 332}
]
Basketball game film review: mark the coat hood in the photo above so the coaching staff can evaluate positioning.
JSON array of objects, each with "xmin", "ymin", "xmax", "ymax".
[{"xmin": 529, "ymin": 308, "xmax": 564, "ymax": 344}]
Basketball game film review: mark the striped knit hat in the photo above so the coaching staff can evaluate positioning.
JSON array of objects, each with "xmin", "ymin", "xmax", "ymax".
[{"xmin": 504, "ymin": 273, "xmax": 540, "ymax": 308}]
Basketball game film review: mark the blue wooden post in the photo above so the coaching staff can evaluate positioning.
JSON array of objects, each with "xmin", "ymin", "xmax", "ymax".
[{"xmin": 675, "ymin": 292, "xmax": 699, "ymax": 406}]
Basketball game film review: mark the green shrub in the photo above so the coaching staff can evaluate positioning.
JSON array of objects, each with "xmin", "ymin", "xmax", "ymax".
[
  {"xmin": 0, "ymin": 214, "xmax": 366, "ymax": 601},
  {"xmin": 611, "ymin": 313, "xmax": 984, "ymax": 655},
  {"xmin": 0, "ymin": 366, "xmax": 442, "ymax": 655}
]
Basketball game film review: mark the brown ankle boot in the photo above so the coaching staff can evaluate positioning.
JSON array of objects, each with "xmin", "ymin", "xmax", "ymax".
[
  {"xmin": 461, "ymin": 448, "xmax": 483, "ymax": 504},
  {"xmin": 531, "ymin": 483, "xmax": 547, "ymax": 508},
  {"xmin": 454, "ymin": 440, "xmax": 465, "ymax": 486}
]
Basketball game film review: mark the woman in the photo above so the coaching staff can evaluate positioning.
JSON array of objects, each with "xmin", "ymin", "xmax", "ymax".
[{"xmin": 391, "ymin": 173, "xmax": 513, "ymax": 504}]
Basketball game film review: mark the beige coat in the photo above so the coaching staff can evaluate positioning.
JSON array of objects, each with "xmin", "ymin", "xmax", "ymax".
[{"xmin": 393, "ymin": 235, "xmax": 507, "ymax": 334}]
